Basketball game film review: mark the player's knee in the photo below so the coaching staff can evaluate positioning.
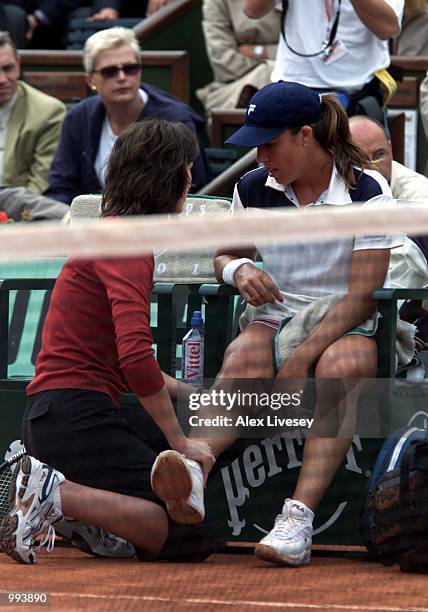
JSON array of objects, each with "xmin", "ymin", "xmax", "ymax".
[
  {"xmin": 221, "ymin": 344, "xmax": 271, "ymax": 378},
  {"xmin": 221, "ymin": 346, "xmax": 251, "ymax": 377},
  {"xmin": 316, "ymin": 350, "xmax": 376, "ymax": 379}
]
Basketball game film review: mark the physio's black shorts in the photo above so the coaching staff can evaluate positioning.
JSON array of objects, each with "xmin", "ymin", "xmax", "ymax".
[{"xmin": 23, "ymin": 389, "xmax": 222, "ymax": 561}]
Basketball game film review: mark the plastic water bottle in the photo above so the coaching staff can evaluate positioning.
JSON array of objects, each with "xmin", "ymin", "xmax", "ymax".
[{"xmin": 182, "ymin": 310, "xmax": 204, "ymax": 389}]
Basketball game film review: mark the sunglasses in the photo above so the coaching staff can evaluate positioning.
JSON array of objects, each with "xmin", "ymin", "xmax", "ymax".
[{"xmin": 92, "ymin": 63, "xmax": 141, "ymax": 79}]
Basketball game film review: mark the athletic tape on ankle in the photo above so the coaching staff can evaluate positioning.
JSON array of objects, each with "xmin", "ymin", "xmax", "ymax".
[{"xmin": 222, "ymin": 258, "xmax": 255, "ymax": 287}]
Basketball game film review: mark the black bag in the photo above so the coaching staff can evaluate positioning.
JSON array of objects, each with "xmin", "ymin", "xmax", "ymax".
[
  {"xmin": 348, "ymin": 77, "xmax": 385, "ymax": 123},
  {"xmin": 361, "ymin": 427, "xmax": 428, "ymax": 573}
]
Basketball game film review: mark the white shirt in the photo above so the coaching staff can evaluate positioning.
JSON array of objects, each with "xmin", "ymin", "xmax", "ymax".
[
  {"xmin": 271, "ymin": 0, "xmax": 404, "ymax": 92},
  {"xmin": 232, "ymin": 165, "xmax": 403, "ymax": 318},
  {"xmin": 390, "ymin": 160, "xmax": 428, "ymax": 202},
  {"xmin": 94, "ymin": 88, "xmax": 149, "ymax": 186},
  {"xmin": 388, "ymin": 160, "xmax": 428, "ymax": 295}
]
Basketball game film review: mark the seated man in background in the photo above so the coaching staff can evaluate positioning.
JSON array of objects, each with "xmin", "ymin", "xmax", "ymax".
[
  {"xmin": 80, "ymin": 0, "xmax": 171, "ymax": 20},
  {"xmin": 0, "ymin": 31, "xmax": 66, "ymax": 192},
  {"xmin": 349, "ymin": 115, "xmax": 428, "ymax": 289},
  {"xmin": 45, "ymin": 27, "xmax": 210, "ymax": 205},
  {"xmin": 6, "ymin": 0, "xmax": 82, "ymax": 48},
  {"xmin": 0, "ymin": 30, "xmax": 68, "ymax": 220},
  {"xmin": 0, "ymin": 2, "xmax": 27, "ymax": 47},
  {"xmin": 394, "ymin": 0, "xmax": 428, "ymax": 56},
  {"xmin": 196, "ymin": 0, "xmax": 282, "ymax": 118},
  {"xmin": 349, "ymin": 114, "xmax": 428, "ymax": 354},
  {"xmin": 349, "ymin": 115, "xmax": 428, "ymax": 201}
]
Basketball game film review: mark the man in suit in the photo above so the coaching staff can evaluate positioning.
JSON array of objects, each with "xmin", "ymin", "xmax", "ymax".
[
  {"xmin": 0, "ymin": 30, "xmax": 66, "ymax": 193},
  {"xmin": 0, "ymin": 30, "xmax": 68, "ymax": 221}
]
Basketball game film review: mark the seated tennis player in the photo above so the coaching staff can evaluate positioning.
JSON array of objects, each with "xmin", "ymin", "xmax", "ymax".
[
  {"xmin": 150, "ymin": 81, "xmax": 403, "ymax": 567},
  {"xmin": 0, "ymin": 119, "xmax": 217, "ymax": 565}
]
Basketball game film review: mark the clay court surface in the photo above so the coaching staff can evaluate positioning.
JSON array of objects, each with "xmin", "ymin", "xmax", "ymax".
[{"xmin": 0, "ymin": 546, "xmax": 427, "ymax": 611}]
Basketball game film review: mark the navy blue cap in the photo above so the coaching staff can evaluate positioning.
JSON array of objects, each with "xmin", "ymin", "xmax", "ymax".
[{"xmin": 225, "ymin": 81, "xmax": 321, "ymax": 147}]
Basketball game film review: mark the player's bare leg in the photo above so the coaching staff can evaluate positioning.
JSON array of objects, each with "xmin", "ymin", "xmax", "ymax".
[{"xmin": 151, "ymin": 323, "xmax": 276, "ymax": 521}]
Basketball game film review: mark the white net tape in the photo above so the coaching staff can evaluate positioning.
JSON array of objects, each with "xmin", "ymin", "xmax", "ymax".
[{"xmin": 0, "ymin": 201, "xmax": 427, "ymax": 260}]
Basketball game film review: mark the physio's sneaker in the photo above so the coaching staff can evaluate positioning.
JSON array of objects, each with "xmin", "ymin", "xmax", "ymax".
[
  {"xmin": 255, "ymin": 498, "xmax": 314, "ymax": 567},
  {"xmin": 150, "ymin": 450, "xmax": 205, "ymax": 524},
  {"xmin": 0, "ymin": 455, "xmax": 64, "ymax": 564},
  {"xmin": 55, "ymin": 519, "xmax": 135, "ymax": 558}
]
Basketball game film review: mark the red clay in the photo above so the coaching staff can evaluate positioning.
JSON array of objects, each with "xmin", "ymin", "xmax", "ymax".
[{"xmin": 0, "ymin": 547, "xmax": 427, "ymax": 611}]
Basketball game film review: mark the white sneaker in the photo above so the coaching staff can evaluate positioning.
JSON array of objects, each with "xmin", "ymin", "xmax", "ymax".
[
  {"xmin": 0, "ymin": 455, "xmax": 64, "ymax": 564},
  {"xmin": 150, "ymin": 450, "xmax": 205, "ymax": 524},
  {"xmin": 255, "ymin": 498, "xmax": 314, "ymax": 567},
  {"xmin": 55, "ymin": 519, "xmax": 135, "ymax": 558}
]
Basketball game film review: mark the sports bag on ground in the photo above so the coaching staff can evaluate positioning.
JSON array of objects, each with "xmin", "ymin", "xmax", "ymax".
[{"xmin": 361, "ymin": 426, "xmax": 428, "ymax": 573}]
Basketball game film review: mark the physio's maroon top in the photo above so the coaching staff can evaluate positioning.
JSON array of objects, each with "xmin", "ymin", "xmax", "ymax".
[{"xmin": 27, "ymin": 255, "xmax": 164, "ymax": 406}]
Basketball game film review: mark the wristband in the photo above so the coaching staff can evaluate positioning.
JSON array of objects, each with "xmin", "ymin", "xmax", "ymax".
[
  {"xmin": 222, "ymin": 258, "xmax": 255, "ymax": 287},
  {"xmin": 253, "ymin": 45, "xmax": 264, "ymax": 58}
]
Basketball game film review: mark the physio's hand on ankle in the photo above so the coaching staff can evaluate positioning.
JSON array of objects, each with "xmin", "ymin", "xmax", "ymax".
[{"xmin": 181, "ymin": 438, "xmax": 215, "ymax": 485}]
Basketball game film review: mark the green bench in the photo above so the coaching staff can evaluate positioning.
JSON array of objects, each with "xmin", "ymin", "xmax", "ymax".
[{"xmin": 0, "ymin": 272, "xmax": 426, "ymax": 544}]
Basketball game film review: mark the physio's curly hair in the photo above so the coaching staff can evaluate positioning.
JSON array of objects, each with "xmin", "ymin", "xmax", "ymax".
[{"xmin": 102, "ymin": 119, "xmax": 199, "ymax": 217}]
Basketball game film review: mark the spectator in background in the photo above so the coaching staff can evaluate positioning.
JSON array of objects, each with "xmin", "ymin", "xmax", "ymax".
[
  {"xmin": 395, "ymin": 0, "xmax": 428, "ymax": 55},
  {"xmin": 0, "ymin": 2, "xmax": 27, "ymax": 47},
  {"xmin": 244, "ymin": 0, "xmax": 404, "ymax": 122},
  {"xmin": 5, "ymin": 0, "xmax": 82, "ymax": 48},
  {"xmin": 45, "ymin": 27, "xmax": 210, "ymax": 205},
  {"xmin": 0, "ymin": 30, "xmax": 68, "ymax": 221},
  {"xmin": 349, "ymin": 114, "xmax": 428, "ymax": 352},
  {"xmin": 196, "ymin": 0, "xmax": 281, "ymax": 118},
  {"xmin": 0, "ymin": 31, "xmax": 66, "ymax": 192},
  {"xmin": 77, "ymin": 0, "xmax": 172, "ymax": 20},
  {"xmin": 349, "ymin": 115, "xmax": 428, "ymax": 202}
]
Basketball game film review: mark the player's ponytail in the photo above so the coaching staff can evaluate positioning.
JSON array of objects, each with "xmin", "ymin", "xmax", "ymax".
[{"xmin": 312, "ymin": 94, "xmax": 373, "ymax": 189}]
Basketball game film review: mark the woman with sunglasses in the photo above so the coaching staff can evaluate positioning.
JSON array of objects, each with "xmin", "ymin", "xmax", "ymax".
[
  {"xmin": 0, "ymin": 119, "xmax": 217, "ymax": 566},
  {"xmin": 44, "ymin": 27, "xmax": 209, "ymax": 205}
]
